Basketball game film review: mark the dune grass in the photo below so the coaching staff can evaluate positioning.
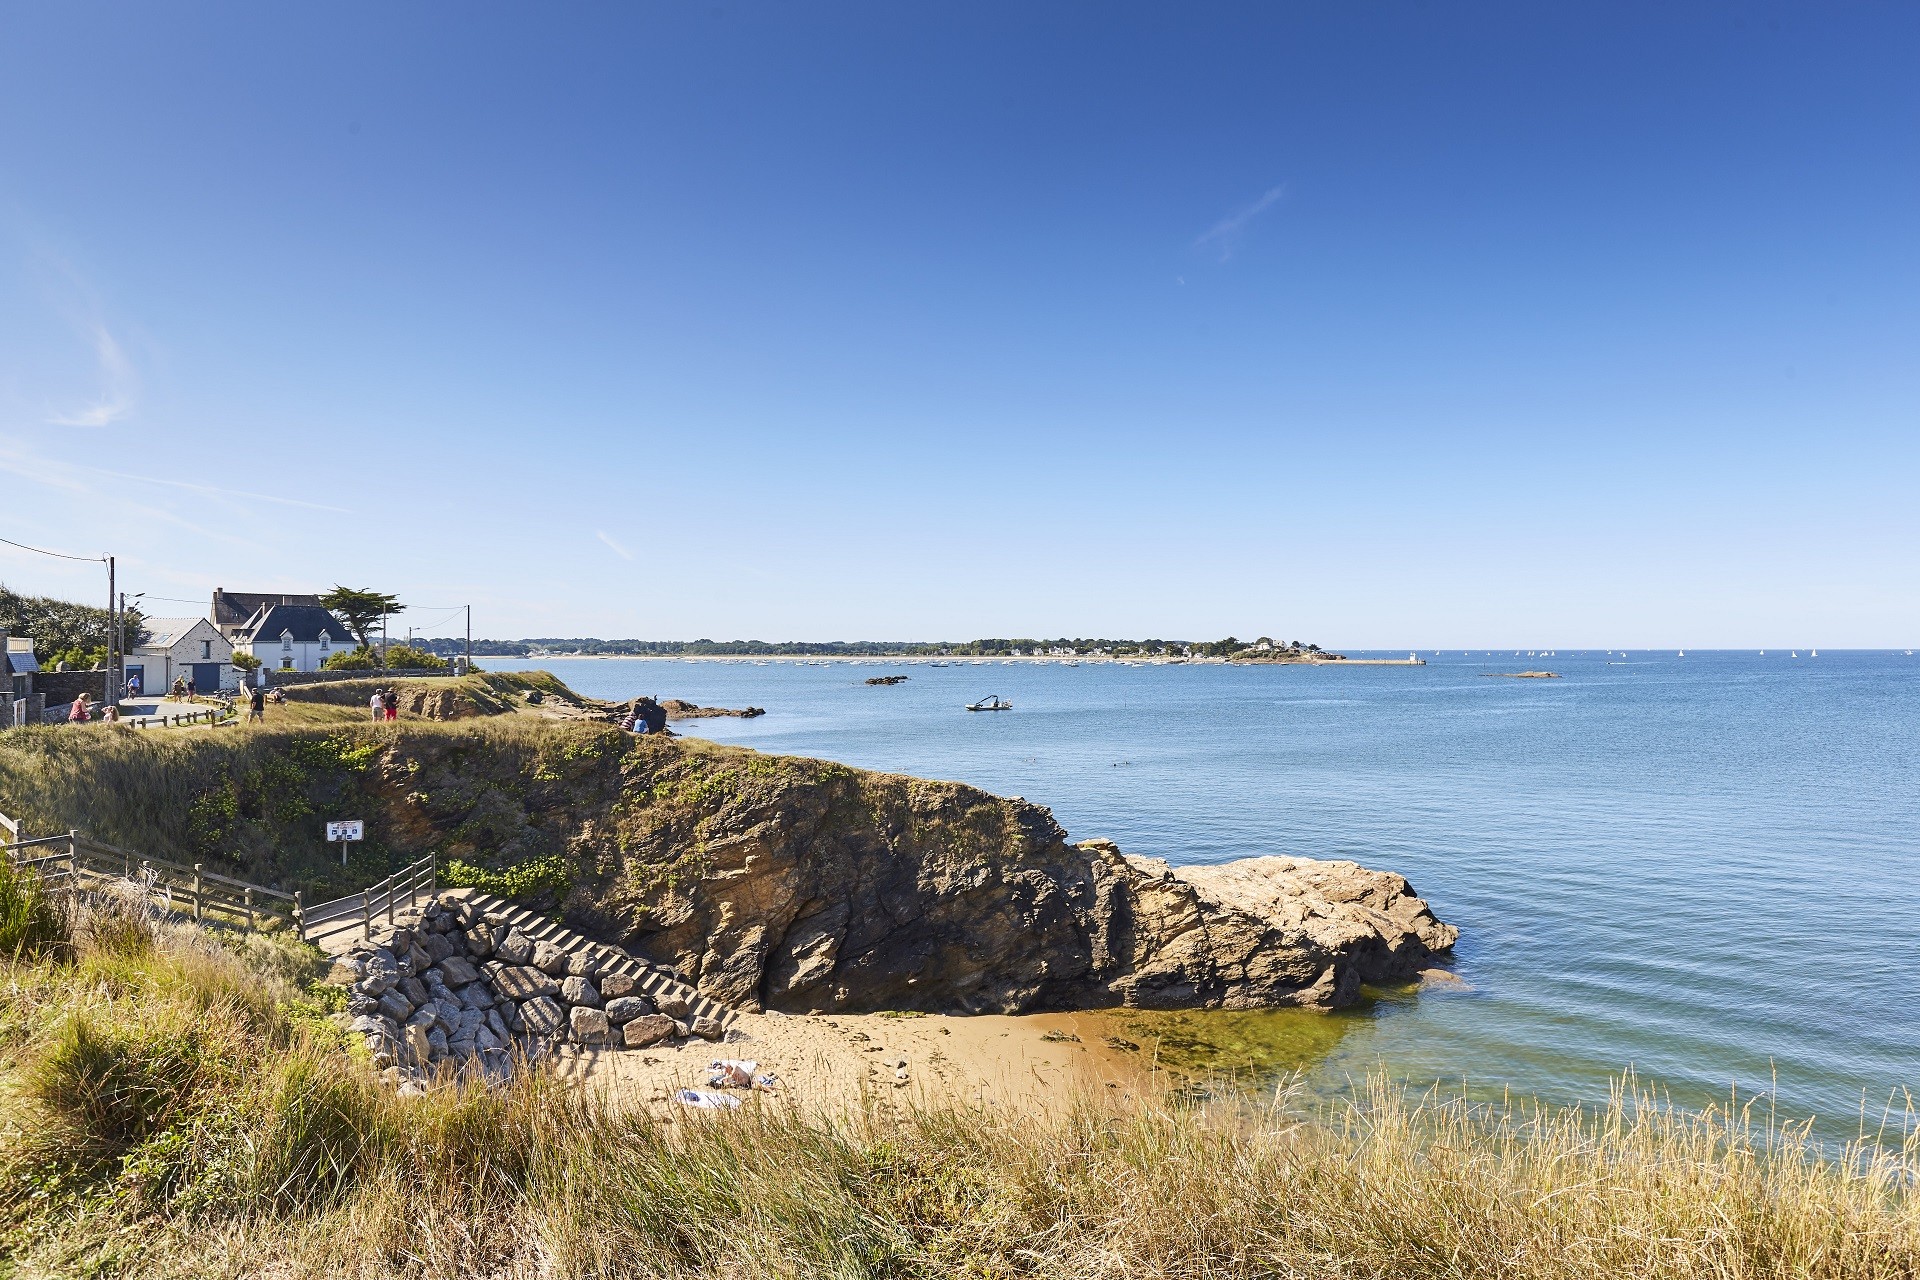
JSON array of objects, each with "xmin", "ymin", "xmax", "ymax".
[{"xmin": 0, "ymin": 872, "xmax": 1916, "ymax": 1279}]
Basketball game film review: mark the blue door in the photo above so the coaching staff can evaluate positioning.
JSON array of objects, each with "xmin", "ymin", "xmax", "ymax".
[{"xmin": 192, "ymin": 662, "xmax": 224, "ymax": 692}]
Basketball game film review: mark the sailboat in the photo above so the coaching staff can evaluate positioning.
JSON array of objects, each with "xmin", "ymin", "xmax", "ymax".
[
  {"xmin": 1791, "ymin": 651, "xmax": 1799, "ymax": 658},
  {"xmin": 1678, "ymin": 650, "xmax": 1685, "ymax": 657},
  {"xmin": 1811, "ymin": 649, "xmax": 1818, "ymax": 657}
]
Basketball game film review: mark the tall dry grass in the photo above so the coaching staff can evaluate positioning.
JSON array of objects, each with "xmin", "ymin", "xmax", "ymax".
[{"xmin": 1, "ymin": 898, "xmax": 1916, "ymax": 1278}]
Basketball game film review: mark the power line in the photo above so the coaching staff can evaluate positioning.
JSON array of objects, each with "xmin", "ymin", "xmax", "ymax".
[{"xmin": 0, "ymin": 534, "xmax": 104, "ymax": 563}]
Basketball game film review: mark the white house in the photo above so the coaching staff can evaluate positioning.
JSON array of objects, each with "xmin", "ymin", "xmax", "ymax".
[
  {"xmin": 230, "ymin": 603, "xmax": 354, "ymax": 674},
  {"xmin": 128, "ymin": 617, "xmax": 235, "ymax": 696}
]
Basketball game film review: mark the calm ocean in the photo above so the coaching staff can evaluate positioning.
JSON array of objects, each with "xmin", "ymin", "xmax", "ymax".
[{"xmin": 490, "ymin": 651, "xmax": 1920, "ymax": 1129}]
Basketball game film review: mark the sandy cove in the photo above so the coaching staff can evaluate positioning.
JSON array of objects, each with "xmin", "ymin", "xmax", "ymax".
[{"xmin": 553, "ymin": 1009, "xmax": 1159, "ymax": 1115}]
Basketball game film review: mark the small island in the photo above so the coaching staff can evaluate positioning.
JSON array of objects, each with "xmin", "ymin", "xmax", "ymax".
[
  {"xmin": 865, "ymin": 675, "xmax": 909, "ymax": 685},
  {"xmin": 1482, "ymin": 671, "xmax": 1560, "ymax": 679}
]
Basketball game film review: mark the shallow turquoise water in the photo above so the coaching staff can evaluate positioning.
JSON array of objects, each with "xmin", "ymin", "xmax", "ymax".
[{"xmin": 491, "ymin": 651, "xmax": 1920, "ymax": 1130}]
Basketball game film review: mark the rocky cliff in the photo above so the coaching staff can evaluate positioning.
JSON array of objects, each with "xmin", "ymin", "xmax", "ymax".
[{"xmin": 574, "ymin": 738, "xmax": 1455, "ymax": 1015}]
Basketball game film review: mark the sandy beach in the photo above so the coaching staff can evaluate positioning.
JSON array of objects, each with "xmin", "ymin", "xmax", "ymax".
[{"xmin": 553, "ymin": 1008, "xmax": 1162, "ymax": 1116}]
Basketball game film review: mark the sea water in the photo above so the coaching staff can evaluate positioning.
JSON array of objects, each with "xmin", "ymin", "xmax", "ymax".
[{"xmin": 487, "ymin": 651, "xmax": 1920, "ymax": 1130}]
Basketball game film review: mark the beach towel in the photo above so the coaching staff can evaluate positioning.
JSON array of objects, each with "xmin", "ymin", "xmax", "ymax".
[{"xmin": 674, "ymin": 1088, "xmax": 742, "ymax": 1109}]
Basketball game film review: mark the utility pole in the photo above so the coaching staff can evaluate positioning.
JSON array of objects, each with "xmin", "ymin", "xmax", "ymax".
[
  {"xmin": 105, "ymin": 556, "xmax": 115, "ymax": 706},
  {"xmin": 465, "ymin": 604, "xmax": 472, "ymax": 674}
]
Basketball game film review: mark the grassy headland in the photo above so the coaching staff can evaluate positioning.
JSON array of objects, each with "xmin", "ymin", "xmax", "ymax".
[{"xmin": 1, "ymin": 878, "xmax": 1916, "ymax": 1279}]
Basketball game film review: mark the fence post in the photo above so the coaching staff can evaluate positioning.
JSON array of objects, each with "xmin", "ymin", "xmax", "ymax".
[
  {"xmin": 193, "ymin": 864, "xmax": 203, "ymax": 921},
  {"xmin": 361, "ymin": 889, "xmax": 371, "ymax": 939},
  {"xmin": 294, "ymin": 890, "xmax": 304, "ymax": 938},
  {"xmin": 244, "ymin": 887, "xmax": 255, "ymax": 932}
]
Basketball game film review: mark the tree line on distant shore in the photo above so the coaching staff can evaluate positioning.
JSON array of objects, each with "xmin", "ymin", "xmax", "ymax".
[{"xmin": 407, "ymin": 635, "xmax": 1326, "ymax": 658}]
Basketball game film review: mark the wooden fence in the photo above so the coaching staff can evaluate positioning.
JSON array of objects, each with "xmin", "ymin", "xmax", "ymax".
[
  {"xmin": 3, "ymin": 828, "xmax": 300, "ymax": 931},
  {"xmin": 2, "ymin": 808, "xmax": 437, "ymax": 942},
  {"xmin": 296, "ymin": 856, "xmax": 437, "ymax": 945}
]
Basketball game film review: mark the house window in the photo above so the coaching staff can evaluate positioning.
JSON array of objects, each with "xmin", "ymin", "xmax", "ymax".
[
  {"xmin": 320, "ymin": 634, "xmax": 330, "ymax": 651},
  {"xmin": 202, "ymin": 640, "xmax": 212, "ymax": 660}
]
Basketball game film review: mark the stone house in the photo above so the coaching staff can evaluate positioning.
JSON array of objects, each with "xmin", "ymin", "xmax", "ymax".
[{"xmin": 128, "ymin": 616, "xmax": 234, "ymax": 695}]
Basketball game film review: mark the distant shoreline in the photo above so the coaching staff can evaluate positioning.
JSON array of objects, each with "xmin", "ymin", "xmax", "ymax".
[{"xmin": 494, "ymin": 653, "xmax": 1428, "ymax": 666}]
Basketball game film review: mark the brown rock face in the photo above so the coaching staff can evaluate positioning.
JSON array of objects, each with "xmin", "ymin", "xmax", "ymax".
[{"xmin": 580, "ymin": 744, "xmax": 1457, "ymax": 1016}]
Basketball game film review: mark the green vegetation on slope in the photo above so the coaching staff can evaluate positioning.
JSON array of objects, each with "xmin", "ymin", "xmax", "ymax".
[{"xmin": 1, "ymin": 868, "xmax": 1916, "ymax": 1279}]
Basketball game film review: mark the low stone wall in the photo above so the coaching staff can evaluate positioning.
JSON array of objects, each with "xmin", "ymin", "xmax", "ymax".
[
  {"xmin": 0, "ymin": 694, "xmax": 46, "ymax": 728},
  {"xmin": 333, "ymin": 896, "xmax": 723, "ymax": 1087},
  {"xmin": 267, "ymin": 666, "xmax": 454, "ymax": 688},
  {"xmin": 34, "ymin": 670, "xmax": 113, "ymax": 709}
]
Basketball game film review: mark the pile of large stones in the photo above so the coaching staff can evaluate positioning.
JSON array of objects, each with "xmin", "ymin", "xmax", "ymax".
[{"xmin": 333, "ymin": 896, "xmax": 723, "ymax": 1082}]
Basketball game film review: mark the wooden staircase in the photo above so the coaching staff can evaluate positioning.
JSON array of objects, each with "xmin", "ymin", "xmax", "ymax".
[{"xmin": 443, "ymin": 886, "xmax": 737, "ymax": 1029}]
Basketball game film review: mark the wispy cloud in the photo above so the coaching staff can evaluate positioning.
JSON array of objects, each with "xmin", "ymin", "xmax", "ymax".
[
  {"xmin": 48, "ymin": 321, "xmax": 137, "ymax": 426},
  {"xmin": 1194, "ymin": 185, "xmax": 1286, "ymax": 261},
  {"xmin": 596, "ymin": 530, "xmax": 634, "ymax": 561},
  {"xmin": 0, "ymin": 446, "xmax": 349, "ymax": 515},
  {"xmin": 90, "ymin": 465, "xmax": 353, "ymax": 514}
]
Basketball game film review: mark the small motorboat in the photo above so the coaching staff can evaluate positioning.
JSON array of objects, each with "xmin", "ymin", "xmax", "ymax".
[{"xmin": 966, "ymin": 695, "xmax": 1013, "ymax": 712}]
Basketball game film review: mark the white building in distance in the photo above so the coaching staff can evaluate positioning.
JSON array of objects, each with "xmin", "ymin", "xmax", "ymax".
[
  {"xmin": 231, "ymin": 604, "xmax": 354, "ymax": 673},
  {"xmin": 127, "ymin": 617, "xmax": 234, "ymax": 695}
]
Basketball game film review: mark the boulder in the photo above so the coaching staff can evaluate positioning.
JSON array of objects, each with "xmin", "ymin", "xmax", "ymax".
[
  {"xmin": 437, "ymin": 955, "xmax": 481, "ymax": 988},
  {"xmin": 521, "ymin": 995, "xmax": 567, "ymax": 1037},
  {"xmin": 565, "ymin": 950, "xmax": 598, "ymax": 979},
  {"xmin": 399, "ymin": 975, "xmax": 430, "ymax": 1006},
  {"xmin": 376, "ymin": 989, "xmax": 413, "ymax": 1023},
  {"xmin": 655, "ymin": 993, "xmax": 691, "ymax": 1020},
  {"xmin": 532, "ymin": 941, "xmax": 570, "ymax": 977},
  {"xmin": 358, "ymin": 949, "xmax": 399, "ymax": 996},
  {"xmin": 458, "ymin": 982, "xmax": 494, "ymax": 1010},
  {"xmin": 427, "ymin": 1027, "xmax": 450, "ymax": 1059},
  {"xmin": 560, "ymin": 976, "xmax": 601, "ymax": 1008},
  {"xmin": 492, "ymin": 965, "xmax": 561, "ymax": 1001},
  {"xmin": 424, "ymin": 932, "xmax": 458, "ymax": 964},
  {"xmin": 326, "ymin": 955, "xmax": 365, "ymax": 986},
  {"xmin": 598, "ymin": 971, "xmax": 638, "ymax": 1000},
  {"xmin": 404, "ymin": 1023, "xmax": 432, "ymax": 1065},
  {"xmin": 406, "ymin": 1006, "xmax": 439, "ymax": 1031},
  {"xmin": 350, "ymin": 1013, "xmax": 400, "ymax": 1041},
  {"xmin": 690, "ymin": 1015, "xmax": 725, "ymax": 1041},
  {"xmin": 486, "ymin": 1007, "xmax": 511, "ymax": 1041},
  {"xmin": 465, "ymin": 922, "xmax": 496, "ymax": 958},
  {"xmin": 570, "ymin": 1005, "xmax": 611, "ymax": 1044},
  {"xmin": 621, "ymin": 1014, "xmax": 676, "ymax": 1048},
  {"xmin": 495, "ymin": 929, "xmax": 535, "ymax": 965},
  {"xmin": 604, "ymin": 995, "xmax": 655, "ymax": 1023}
]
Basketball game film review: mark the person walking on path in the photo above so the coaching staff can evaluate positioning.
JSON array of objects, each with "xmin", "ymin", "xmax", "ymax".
[
  {"xmin": 370, "ymin": 688, "xmax": 385, "ymax": 721},
  {"xmin": 247, "ymin": 685, "xmax": 265, "ymax": 723},
  {"xmin": 383, "ymin": 688, "xmax": 399, "ymax": 721}
]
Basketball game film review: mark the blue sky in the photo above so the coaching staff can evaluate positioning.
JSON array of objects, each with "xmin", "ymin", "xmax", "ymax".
[{"xmin": 1, "ymin": 2, "xmax": 1915, "ymax": 646}]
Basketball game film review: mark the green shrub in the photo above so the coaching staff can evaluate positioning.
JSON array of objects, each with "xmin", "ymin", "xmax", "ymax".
[
  {"xmin": 0, "ymin": 860, "xmax": 67, "ymax": 961},
  {"xmin": 441, "ymin": 854, "xmax": 572, "ymax": 904},
  {"xmin": 321, "ymin": 647, "xmax": 380, "ymax": 672},
  {"xmin": 382, "ymin": 645, "xmax": 447, "ymax": 671}
]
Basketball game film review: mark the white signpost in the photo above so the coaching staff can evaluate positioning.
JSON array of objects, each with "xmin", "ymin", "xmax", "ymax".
[{"xmin": 327, "ymin": 819, "xmax": 364, "ymax": 866}]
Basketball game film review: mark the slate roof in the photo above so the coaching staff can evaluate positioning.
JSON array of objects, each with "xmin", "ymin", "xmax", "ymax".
[
  {"xmin": 234, "ymin": 604, "xmax": 354, "ymax": 646},
  {"xmin": 212, "ymin": 589, "xmax": 324, "ymax": 634},
  {"xmin": 4, "ymin": 637, "xmax": 34, "ymax": 674},
  {"xmin": 137, "ymin": 616, "xmax": 220, "ymax": 649}
]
